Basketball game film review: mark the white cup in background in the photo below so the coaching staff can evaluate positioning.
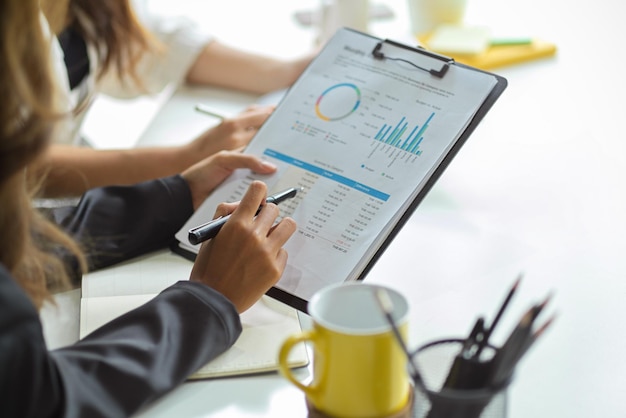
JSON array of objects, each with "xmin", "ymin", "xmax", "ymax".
[
  {"xmin": 317, "ymin": 0, "xmax": 369, "ymax": 44},
  {"xmin": 406, "ymin": 0, "xmax": 467, "ymax": 36}
]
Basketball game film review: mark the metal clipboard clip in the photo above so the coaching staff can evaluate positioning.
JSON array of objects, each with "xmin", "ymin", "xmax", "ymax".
[{"xmin": 372, "ymin": 39, "xmax": 454, "ymax": 78}]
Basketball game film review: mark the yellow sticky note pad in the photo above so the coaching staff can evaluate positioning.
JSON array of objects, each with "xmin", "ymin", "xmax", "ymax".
[
  {"xmin": 420, "ymin": 32, "xmax": 558, "ymax": 70},
  {"xmin": 427, "ymin": 25, "xmax": 491, "ymax": 56}
]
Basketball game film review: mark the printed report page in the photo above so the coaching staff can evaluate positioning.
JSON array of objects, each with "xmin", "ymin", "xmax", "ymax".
[{"xmin": 176, "ymin": 29, "xmax": 497, "ymax": 301}]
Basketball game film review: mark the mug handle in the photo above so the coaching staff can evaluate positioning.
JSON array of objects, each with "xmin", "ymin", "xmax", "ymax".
[{"xmin": 278, "ymin": 330, "xmax": 322, "ymax": 396}]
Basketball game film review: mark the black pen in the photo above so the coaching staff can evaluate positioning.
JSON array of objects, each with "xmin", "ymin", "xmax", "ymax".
[
  {"xmin": 475, "ymin": 274, "xmax": 522, "ymax": 357},
  {"xmin": 188, "ymin": 186, "xmax": 301, "ymax": 245},
  {"xmin": 373, "ymin": 288, "xmax": 423, "ymax": 385}
]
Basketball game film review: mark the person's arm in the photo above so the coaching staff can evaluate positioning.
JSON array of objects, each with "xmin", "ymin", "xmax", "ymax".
[
  {"xmin": 40, "ymin": 145, "xmax": 195, "ymax": 198},
  {"xmin": 54, "ymin": 281, "xmax": 242, "ymax": 417},
  {"xmin": 185, "ymin": 40, "xmax": 315, "ymax": 94},
  {"xmin": 0, "ymin": 265, "xmax": 242, "ymax": 418},
  {"xmin": 97, "ymin": 11, "xmax": 314, "ymax": 98},
  {"xmin": 50, "ymin": 175, "xmax": 195, "ymax": 271},
  {"xmin": 38, "ymin": 106, "xmax": 273, "ymax": 198},
  {"xmin": 49, "ymin": 151, "xmax": 277, "ymax": 271}
]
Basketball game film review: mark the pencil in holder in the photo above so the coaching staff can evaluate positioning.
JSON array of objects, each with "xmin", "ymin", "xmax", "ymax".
[{"xmin": 411, "ymin": 339, "xmax": 510, "ymax": 418}]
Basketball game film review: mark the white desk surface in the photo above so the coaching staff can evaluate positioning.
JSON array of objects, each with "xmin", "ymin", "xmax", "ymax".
[{"xmin": 40, "ymin": 0, "xmax": 626, "ymax": 417}]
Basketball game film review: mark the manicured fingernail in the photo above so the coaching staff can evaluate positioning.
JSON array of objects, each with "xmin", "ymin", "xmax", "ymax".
[{"xmin": 261, "ymin": 161, "xmax": 277, "ymax": 169}]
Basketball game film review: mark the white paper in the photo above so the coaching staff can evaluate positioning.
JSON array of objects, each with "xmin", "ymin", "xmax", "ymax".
[{"xmin": 176, "ymin": 29, "xmax": 498, "ymax": 302}]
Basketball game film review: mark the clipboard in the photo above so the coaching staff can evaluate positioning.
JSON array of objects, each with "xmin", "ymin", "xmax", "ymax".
[{"xmin": 172, "ymin": 28, "xmax": 507, "ymax": 313}]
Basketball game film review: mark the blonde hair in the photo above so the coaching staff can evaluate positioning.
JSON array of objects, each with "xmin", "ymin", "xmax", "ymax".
[
  {"xmin": 1, "ymin": 0, "xmax": 86, "ymax": 309},
  {"xmin": 1, "ymin": 0, "xmax": 157, "ymax": 308},
  {"xmin": 44, "ymin": 0, "xmax": 158, "ymax": 81}
]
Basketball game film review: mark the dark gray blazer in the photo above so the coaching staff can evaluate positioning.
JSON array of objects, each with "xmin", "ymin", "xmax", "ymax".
[{"xmin": 0, "ymin": 176, "xmax": 242, "ymax": 417}]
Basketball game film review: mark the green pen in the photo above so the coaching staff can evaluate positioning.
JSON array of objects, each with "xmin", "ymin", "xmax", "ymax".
[{"xmin": 490, "ymin": 38, "xmax": 533, "ymax": 46}]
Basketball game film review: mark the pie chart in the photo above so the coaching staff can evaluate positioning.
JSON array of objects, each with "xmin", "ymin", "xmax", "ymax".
[{"xmin": 315, "ymin": 83, "xmax": 361, "ymax": 121}]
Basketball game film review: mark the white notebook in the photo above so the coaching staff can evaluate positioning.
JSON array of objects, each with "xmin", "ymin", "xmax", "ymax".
[{"xmin": 79, "ymin": 251, "xmax": 308, "ymax": 379}]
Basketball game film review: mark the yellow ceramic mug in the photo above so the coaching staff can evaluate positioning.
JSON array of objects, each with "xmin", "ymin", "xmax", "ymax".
[{"xmin": 279, "ymin": 282, "xmax": 410, "ymax": 417}]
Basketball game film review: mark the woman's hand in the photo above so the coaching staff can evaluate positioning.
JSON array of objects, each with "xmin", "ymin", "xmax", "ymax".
[
  {"xmin": 184, "ymin": 105, "xmax": 274, "ymax": 160},
  {"xmin": 189, "ymin": 181, "xmax": 297, "ymax": 313},
  {"xmin": 181, "ymin": 150, "xmax": 277, "ymax": 210}
]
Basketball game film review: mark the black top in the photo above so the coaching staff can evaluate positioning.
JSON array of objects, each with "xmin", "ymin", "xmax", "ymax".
[
  {"xmin": 57, "ymin": 25, "xmax": 90, "ymax": 90},
  {"xmin": 0, "ymin": 175, "xmax": 243, "ymax": 417}
]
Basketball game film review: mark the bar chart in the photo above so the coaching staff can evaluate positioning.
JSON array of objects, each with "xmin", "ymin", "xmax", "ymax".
[{"xmin": 373, "ymin": 113, "xmax": 435, "ymax": 156}]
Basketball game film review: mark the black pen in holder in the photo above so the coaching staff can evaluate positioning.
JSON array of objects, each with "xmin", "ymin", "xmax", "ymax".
[{"xmin": 411, "ymin": 339, "xmax": 510, "ymax": 418}]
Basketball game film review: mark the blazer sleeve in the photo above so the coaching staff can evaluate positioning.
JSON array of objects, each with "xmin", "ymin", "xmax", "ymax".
[
  {"xmin": 50, "ymin": 174, "xmax": 195, "ymax": 273},
  {"xmin": 0, "ymin": 265, "xmax": 242, "ymax": 418}
]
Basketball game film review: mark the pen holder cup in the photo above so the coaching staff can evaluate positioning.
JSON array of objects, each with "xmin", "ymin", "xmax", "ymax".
[{"xmin": 411, "ymin": 339, "xmax": 510, "ymax": 418}]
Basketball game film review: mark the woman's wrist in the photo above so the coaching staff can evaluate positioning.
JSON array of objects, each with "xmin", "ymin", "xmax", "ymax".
[{"xmin": 175, "ymin": 141, "xmax": 202, "ymax": 172}]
